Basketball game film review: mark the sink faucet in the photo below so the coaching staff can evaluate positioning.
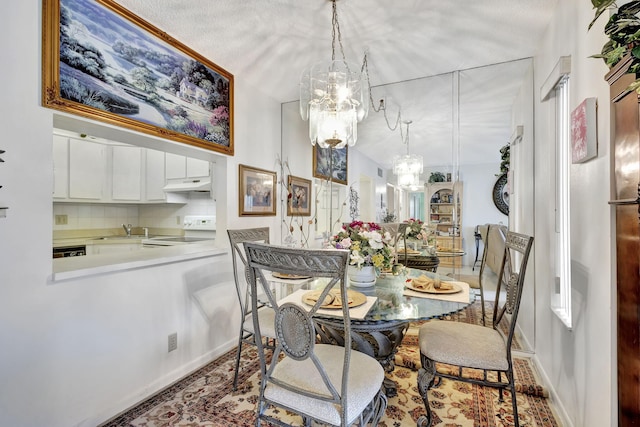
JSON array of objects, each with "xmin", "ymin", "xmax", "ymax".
[{"xmin": 122, "ymin": 223, "xmax": 132, "ymax": 237}]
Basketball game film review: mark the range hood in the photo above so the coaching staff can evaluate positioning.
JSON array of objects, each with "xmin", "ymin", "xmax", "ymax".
[{"xmin": 163, "ymin": 177, "xmax": 211, "ymax": 192}]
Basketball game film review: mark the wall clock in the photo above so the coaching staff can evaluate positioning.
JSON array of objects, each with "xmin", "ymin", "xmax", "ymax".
[{"xmin": 493, "ymin": 174, "xmax": 509, "ymax": 216}]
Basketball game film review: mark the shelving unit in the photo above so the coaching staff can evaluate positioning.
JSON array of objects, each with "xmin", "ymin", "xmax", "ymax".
[{"xmin": 427, "ymin": 181, "xmax": 463, "ymax": 268}]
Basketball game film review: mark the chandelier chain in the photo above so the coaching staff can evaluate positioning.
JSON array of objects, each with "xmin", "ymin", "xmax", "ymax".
[
  {"xmin": 331, "ymin": 1, "xmax": 406, "ymax": 141},
  {"xmin": 403, "ymin": 121, "xmax": 410, "ymax": 152},
  {"xmin": 331, "ymin": 0, "xmax": 347, "ymax": 62},
  {"xmin": 362, "ymin": 52, "xmax": 403, "ymax": 133}
]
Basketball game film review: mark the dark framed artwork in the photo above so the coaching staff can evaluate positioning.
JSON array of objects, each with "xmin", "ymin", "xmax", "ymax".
[
  {"xmin": 239, "ymin": 164, "xmax": 276, "ymax": 216},
  {"xmin": 492, "ymin": 174, "xmax": 509, "ymax": 216},
  {"xmin": 312, "ymin": 145, "xmax": 348, "ymax": 185},
  {"xmin": 42, "ymin": 0, "xmax": 233, "ymax": 155},
  {"xmin": 287, "ymin": 175, "xmax": 312, "ymax": 216}
]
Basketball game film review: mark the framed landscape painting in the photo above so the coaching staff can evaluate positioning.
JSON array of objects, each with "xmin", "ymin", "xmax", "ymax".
[
  {"xmin": 239, "ymin": 164, "xmax": 277, "ymax": 216},
  {"xmin": 42, "ymin": 0, "xmax": 233, "ymax": 155},
  {"xmin": 287, "ymin": 175, "xmax": 312, "ymax": 216},
  {"xmin": 312, "ymin": 145, "xmax": 348, "ymax": 185}
]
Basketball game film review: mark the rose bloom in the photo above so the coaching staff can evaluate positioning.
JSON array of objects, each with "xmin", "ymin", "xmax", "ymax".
[{"xmin": 338, "ymin": 237, "xmax": 352, "ymax": 249}]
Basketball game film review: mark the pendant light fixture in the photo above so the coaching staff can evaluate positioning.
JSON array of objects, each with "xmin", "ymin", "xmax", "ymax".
[
  {"xmin": 393, "ymin": 120, "xmax": 423, "ymax": 189},
  {"xmin": 299, "ymin": 0, "xmax": 368, "ymax": 149}
]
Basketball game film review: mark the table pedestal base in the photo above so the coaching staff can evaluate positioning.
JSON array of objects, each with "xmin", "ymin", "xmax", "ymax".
[{"xmin": 313, "ymin": 318, "xmax": 410, "ymax": 397}]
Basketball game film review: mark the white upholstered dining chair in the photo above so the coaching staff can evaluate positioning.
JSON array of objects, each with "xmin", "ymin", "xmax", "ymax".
[
  {"xmin": 227, "ymin": 227, "xmax": 276, "ymax": 391},
  {"xmin": 244, "ymin": 241, "xmax": 388, "ymax": 426},
  {"xmin": 416, "ymin": 230, "xmax": 533, "ymax": 427}
]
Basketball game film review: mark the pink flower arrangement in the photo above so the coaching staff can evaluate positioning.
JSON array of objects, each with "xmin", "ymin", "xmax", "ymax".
[
  {"xmin": 404, "ymin": 218, "xmax": 425, "ymax": 239},
  {"xmin": 404, "ymin": 218, "xmax": 436, "ymax": 243},
  {"xmin": 329, "ymin": 221, "xmax": 394, "ymax": 270}
]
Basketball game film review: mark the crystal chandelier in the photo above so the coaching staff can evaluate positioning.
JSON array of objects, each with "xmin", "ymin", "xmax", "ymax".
[
  {"xmin": 393, "ymin": 120, "xmax": 423, "ymax": 189},
  {"xmin": 299, "ymin": 0, "xmax": 368, "ymax": 149}
]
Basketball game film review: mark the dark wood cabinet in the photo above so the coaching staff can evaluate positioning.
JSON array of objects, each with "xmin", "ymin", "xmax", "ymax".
[{"xmin": 606, "ymin": 55, "xmax": 640, "ymax": 426}]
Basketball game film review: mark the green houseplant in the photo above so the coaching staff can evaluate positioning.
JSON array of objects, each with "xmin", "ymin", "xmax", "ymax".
[
  {"xmin": 428, "ymin": 172, "xmax": 446, "ymax": 183},
  {"xmin": 498, "ymin": 144, "xmax": 510, "ymax": 176},
  {"xmin": 589, "ymin": 0, "xmax": 640, "ymax": 91}
]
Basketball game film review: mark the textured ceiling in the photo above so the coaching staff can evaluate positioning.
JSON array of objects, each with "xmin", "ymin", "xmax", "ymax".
[{"xmin": 112, "ymin": 0, "xmax": 557, "ymax": 169}]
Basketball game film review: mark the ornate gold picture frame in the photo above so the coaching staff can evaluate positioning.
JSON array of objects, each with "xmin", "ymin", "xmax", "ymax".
[{"xmin": 42, "ymin": 0, "xmax": 233, "ymax": 155}]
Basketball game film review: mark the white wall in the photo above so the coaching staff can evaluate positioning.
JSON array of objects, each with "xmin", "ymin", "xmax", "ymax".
[
  {"xmin": 280, "ymin": 101, "xmax": 321, "ymax": 246},
  {"xmin": 510, "ymin": 61, "xmax": 537, "ymax": 351},
  {"xmin": 0, "ymin": 1, "xmax": 619, "ymax": 426},
  {"xmin": 0, "ymin": 3, "xmax": 282, "ymax": 426},
  {"xmin": 348, "ymin": 149, "xmax": 391, "ymax": 223},
  {"xmin": 532, "ymin": 0, "xmax": 614, "ymax": 425}
]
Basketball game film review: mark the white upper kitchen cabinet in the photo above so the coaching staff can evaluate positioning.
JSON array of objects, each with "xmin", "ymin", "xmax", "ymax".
[
  {"xmin": 187, "ymin": 157, "xmax": 209, "ymax": 177},
  {"xmin": 52, "ymin": 134, "xmax": 69, "ymax": 199},
  {"xmin": 112, "ymin": 145, "xmax": 142, "ymax": 201},
  {"xmin": 165, "ymin": 153, "xmax": 186, "ymax": 179},
  {"xmin": 166, "ymin": 153, "xmax": 210, "ymax": 179},
  {"xmin": 145, "ymin": 149, "xmax": 166, "ymax": 201},
  {"xmin": 68, "ymin": 138, "xmax": 106, "ymax": 200},
  {"xmin": 52, "ymin": 130, "xmax": 213, "ymax": 204}
]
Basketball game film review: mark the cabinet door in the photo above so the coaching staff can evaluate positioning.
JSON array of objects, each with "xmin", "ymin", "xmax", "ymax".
[
  {"xmin": 112, "ymin": 145, "xmax": 142, "ymax": 201},
  {"xmin": 69, "ymin": 139, "xmax": 106, "ymax": 200},
  {"xmin": 52, "ymin": 135, "xmax": 69, "ymax": 199},
  {"xmin": 165, "ymin": 153, "xmax": 186, "ymax": 179},
  {"xmin": 186, "ymin": 157, "xmax": 209, "ymax": 177},
  {"xmin": 145, "ymin": 149, "xmax": 166, "ymax": 201}
]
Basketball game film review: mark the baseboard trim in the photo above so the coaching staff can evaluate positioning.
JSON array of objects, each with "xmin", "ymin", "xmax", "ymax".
[
  {"xmin": 530, "ymin": 353, "xmax": 574, "ymax": 427},
  {"xmin": 83, "ymin": 338, "xmax": 237, "ymax": 427}
]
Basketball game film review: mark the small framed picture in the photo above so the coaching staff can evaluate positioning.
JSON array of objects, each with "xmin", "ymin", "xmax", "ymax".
[
  {"xmin": 571, "ymin": 97, "xmax": 598, "ymax": 163},
  {"xmin": 239, "ymin": 164, "xmax": 277, "ymax": 216},
  {"xmin": 287, "ymin": 175, "xmax": 312, "ymax": 216},
  {"xmin": 313, "ymin": 145, "xmax": 348, "ymax": 185}
]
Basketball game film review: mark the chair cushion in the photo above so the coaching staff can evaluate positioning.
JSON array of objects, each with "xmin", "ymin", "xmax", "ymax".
[
  {"xmin": 419, "ymin": 320, "xmax": 508, "ymax": 371},
  {"xmin": 244, "ymin": 307, "xmax": 276, "ymax": 338},
  {"xmin": 264, "ymin": 344, "xmax": 384, "ymax": 425}
]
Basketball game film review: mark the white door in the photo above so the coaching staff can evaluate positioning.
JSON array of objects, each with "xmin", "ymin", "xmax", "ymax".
[
  {"xmin": 68, "ymin": 139, "xmax": 106, "ymax": 200},
  {"xmin": 145, "ymin": 149, "xmax": 166, "ymax": 201},
  {"xmin": 52, "ymin": 135, "xmax": 68, "ymax": 199},
  {"xmin": 112, "ymin": 145, "xmax": 142, "ymax": 201}
]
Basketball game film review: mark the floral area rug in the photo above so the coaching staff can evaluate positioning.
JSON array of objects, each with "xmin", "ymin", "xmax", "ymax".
[{"xmin": 102, "ymin": 339, "xmax": 559, "ymax": 425}]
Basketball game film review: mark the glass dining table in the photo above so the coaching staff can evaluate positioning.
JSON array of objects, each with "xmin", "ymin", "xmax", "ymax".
[{"xmin": 266, "ymin": 268, "xmax": 476, "ymax": 397}]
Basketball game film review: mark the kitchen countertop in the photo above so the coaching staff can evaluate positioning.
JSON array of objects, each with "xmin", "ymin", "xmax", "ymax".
[
  {"xmin": 54, "ymin": 235, "xmax": 167, "ymax": 248},
  {"xmin": 52, "ymin": 240, "xmax": 227, "ymax": 281}
]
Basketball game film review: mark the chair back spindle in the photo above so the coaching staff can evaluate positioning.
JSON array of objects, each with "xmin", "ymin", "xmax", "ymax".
[{"xmin": 493, "ymin": 231, "xmax": 533, "ymax": 352}]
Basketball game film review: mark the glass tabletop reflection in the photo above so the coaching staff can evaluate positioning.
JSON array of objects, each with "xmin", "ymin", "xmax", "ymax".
[{"xmin": 266, "ymin": 268, "xmax": 475, "ymax": 323}]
